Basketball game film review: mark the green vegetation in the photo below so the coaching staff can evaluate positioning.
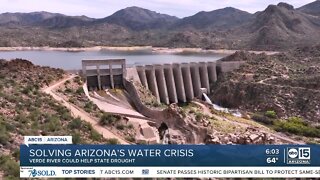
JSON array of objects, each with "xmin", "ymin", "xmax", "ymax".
[
  {"xmin": 76, "ymin": 87, "xmax": 84, "ymax": 95},
  {"xmin": 116, "ymin": 124, "xmax": 125, "ymax": 130},
  {"xmin": 0, "ymin": 126, "xmax": 10, "ymax": 145},
  {"xmin": 137, "ymin": 140, "xmax": 148, "ymax": 145},
  {"xmin": 252, "ymin": 110, "xmax": 320, "ymax": 138},
  {"xmin": 68, "ymin": 118, "xmax": 82, "ymax": 129},
  {"xmin": 209, "ymin": 116, "xmax": 243, "ymax": 134},
  {"xmin": 64, "ymin": 80, "xmax": 71, "ymax": 85},
  {"xmin": 0, "ymin": 155, "xmax": 19, "ymax": 179},
  {"xmin": 64, "ymin": 87, "xmax": 73, "ymax": 93},
  {"xmin": 45, "ymin": 115, "xmax": 61, "ymax": 132},
  {"xmin": 67, "ymin": 97, "xmax": 76, "ymax": 104},
  {"xmin": 84, "ymin": 101, "xmax": 96, "ymax": 113},
  {"xmin": 265, "ymin": 110, "xmax": 277, "ymax": 119},
  {"xmin": 127, "ymin": 124, "xmax": 134, "ymax": 129},
  {"xmin": 99, "ymin": 113, "xmax": 121, "ymax": 126},
  {"xmin": 90, "ymin": 130, "xmax": 102, "ymax": 141},
  {"xmin": 73, "ymin": 76, "xmax": 82, "ymax": 85},
  {"xmin": 106, "ymin": 138, "xmax": 119, "ymax": 145},
  {"xmin": 0, "ymin": 60, "xmax": 113, "ymax": 178},
  {"xmin": 252, "ymin": 110, "xmax": 278, "ymax": 125},
  {"xmin": 125, "ymin": 136, "xmax": 136, "ymax": 143},
  {"xmin": 72, "ymin": 132, "xmax": 82, "ymax": 144},
  {"xmin": 252, "ymin": 113, "xmax": 274, "ymax": 125},
  {"xmin": 0, "ymin": 116, "xmax": 10, "ymax": 145},
  {"xmin": 21, "ymin": 85, "xmax": 35, "ymax": 95},
  {"xmin": 195, "ymin": 112, "xmax": 204, "ymax": 121},
  {"xmin": 145, "ymin": 99, "xmax": 162, "ymax": 108},
  {"xmin": 274, "ymin": 117, "xmax": 320, "ymax": 138}
]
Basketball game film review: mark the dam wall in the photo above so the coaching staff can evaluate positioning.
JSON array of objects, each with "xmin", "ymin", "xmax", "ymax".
[
  {"xmin": 136, "ymin": 61, "xmax": 244, "ymax": 104},
  {"xmin": 82, "ymin": 59, "xmax": 126, "ymax": 90},
  {"xmin": 82, "ymin": 59, "xmax": 245, "ymax": 103}
]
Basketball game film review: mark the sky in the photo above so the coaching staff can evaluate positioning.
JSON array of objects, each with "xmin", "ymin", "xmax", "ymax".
[{"xmin": 0, "ymin": 0, "xmax": 316, "ymax": 18}]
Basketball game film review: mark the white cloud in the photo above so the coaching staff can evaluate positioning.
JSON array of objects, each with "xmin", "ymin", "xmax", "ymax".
[{"xmin": 0, "ymin": 0, "xmax": 316, "ymax": 18}]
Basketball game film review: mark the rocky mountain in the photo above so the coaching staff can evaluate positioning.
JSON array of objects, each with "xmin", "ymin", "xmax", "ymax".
[
  {"xmin": 0, "ymin": 2, "xmax": 320, "ymax": 50},
  {"xmin": 36, "ymin": 15, "xmax": 94, "ymax": 28},
  {"xmin": 242, "ymin": 2, "xmax": 320, "ymax": 50},
  {"xmin": 99, "ymin": 6, "xmax": 179, "ymax": 30},
  {"xmin": 0, "ymin": 11, "xmax": 59, "ymax": 25},
  {"xmin": 211, "ymin": 45, "xmax": 320, "ymax": 124},
  {"xmin": 174, "ymin": 7, "xmax": 252, "ymax": 29},
  {"xmin": 298, "ymin": 0, "xmax": 320, "ymax": 16},
  {"xmin": 0, "ymin": 11, "xmax": 94, "ymax": 28}
]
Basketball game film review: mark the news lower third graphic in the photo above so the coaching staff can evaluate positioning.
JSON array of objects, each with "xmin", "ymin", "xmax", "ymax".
[{"xmin": 20, "ymin": 136, "xmax": 320, "ymax": 178}]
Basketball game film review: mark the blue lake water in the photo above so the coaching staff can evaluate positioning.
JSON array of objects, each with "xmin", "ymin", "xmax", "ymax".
[{"xmin": 0, "ymin": 50, "xmax": 227, "ymax": 70}]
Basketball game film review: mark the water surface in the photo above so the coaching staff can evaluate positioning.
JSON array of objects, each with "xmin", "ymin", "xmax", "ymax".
[{"xmin": 0, "ymin": 50, "xmax": 227, "ymax": 70}]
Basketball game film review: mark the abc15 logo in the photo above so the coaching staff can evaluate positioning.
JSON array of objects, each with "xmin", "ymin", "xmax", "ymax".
[{"xmin": 287, "ymin": 147, "xmax": 311, "ymax": 160}]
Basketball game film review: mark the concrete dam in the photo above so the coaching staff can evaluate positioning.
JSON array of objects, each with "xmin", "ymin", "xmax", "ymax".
[
  {"xmin": 82, "ymin": 59, "xmax": 244, "ymax": 104},
  {"xmin": 136, "ymin": 61, "xmax": 244, "ymax": 104}
]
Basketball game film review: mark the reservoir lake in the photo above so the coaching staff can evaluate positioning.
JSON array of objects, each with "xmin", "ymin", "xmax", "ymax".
[{"xmin": 0, "ymin": 50, "xmax": 227, "ymax": 70}]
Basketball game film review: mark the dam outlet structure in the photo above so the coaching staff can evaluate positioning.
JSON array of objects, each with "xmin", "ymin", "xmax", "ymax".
[
  {"xmin": 82, "ymin": 59, "xmax": 126, "ymax": 90},
  {"xmin": 82, "ymin": 59, "xmax": 244, "ymax": 104}
]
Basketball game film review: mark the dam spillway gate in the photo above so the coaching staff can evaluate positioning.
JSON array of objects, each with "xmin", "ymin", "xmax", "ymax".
[
  {"xmin": 136, "ymin": 62, "xmax": 218, "ymax": 104},
  {"xmin": 82, "ymin": 59, "xmax": 126, "ymax": 90},
  {"xmin": 136, "ymin": 60, "xmax": 244, "ymax": 104}
]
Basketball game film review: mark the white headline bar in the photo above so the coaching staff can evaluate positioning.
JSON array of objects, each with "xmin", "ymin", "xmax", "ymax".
[{"xmin": 20, "ymin": 167, "xmax": 320, "ymax": 178}]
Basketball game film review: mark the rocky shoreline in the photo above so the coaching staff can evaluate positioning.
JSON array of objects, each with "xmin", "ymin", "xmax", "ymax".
[{"xmin": 0, "ymin": 46, "xmax": 278, "ymax": 55}]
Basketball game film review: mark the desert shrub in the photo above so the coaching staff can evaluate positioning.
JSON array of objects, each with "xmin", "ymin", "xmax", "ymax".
[
  {"xmin": 64, "ymin": 88, "xmax": 73, "ymax": 93},
  {"xmin": 0, "ymin": 126, "xmax": 9, "ymax": 145},
  {"xmin": 252, "ymin": 113, "xmax": 274, "ymax": 125},
  {"xmin": 76, "ymin": 87, "xmax": 84, "ymax": 94},
  {"xmin": 68, "ymin": 97, "xmax": 76, "ymax": 104},
  {"xmin": 116, "ymin": 124, "xmax": 125, "ymax": 130},
  {"xmin": 137, "ymin": 140, "xmax": 148, "ymax": 145},
  {"xmin": 72, "ymin": 132, "xmax": 82, "ymax": 144},
  {"xmin": 45, "ymin": 116, "xmax": 61, "ymax": 132},
  {"xmin": 15, "ymin": 114, "xmax": 29, "ymax": 124},
  {"xmin": 64, "ymin": 80, "xmax": 71, "ymax": 85},
  {"xmin": 21, "ymin": 85, "xmax": 33, "ymax": 95},
  {"xmin": 61, "ymin": 111, "xmax": 72, "ymax": 121},
  {"xmin": 99, "ymin": 113, "xmax": 121, "ymax": 126},
  {"xmin": 74, "ymin": 76, "xmax": 82, "ymax": 85},
  {"xmin": 106, "ymin": 138, "xmax": 119, "ymax": 145},
  {"xmin": 127, "ymin": 124, "xmax": 134, "ymax": 129},
  {"xmin": 90, "ymin": 130, "xmax": 102, "ymax": 141},
  {"xmin": 265, "ymin": 110, "xmax": 277, "ymax": 119},
  {"xmin": 28, "ymin": 109, "xmax": 41, "ymax": 122},
  {"xmin": 84, "ymin": 101, "xmax": 94, "ymax": 112},
  {"xmin": 195, "ymin": 112, "xmax": 204, "ymax": 121},
  {"xmin": 125, "ymin": 136, "xmax": 136, "ymax": 143},
  {"xmin": 12, "ymin": 149, "xmax": 20, "ymax": 160},
  {"xmin": 55, "ymin": 105, "xmax": 69, "ymax": 115},
  {"xmin": 68, "ymin": 118, "xmax": 82, "ymax": 129},
  {"xmin": 0, "ymin": 155, "xmax": 19, "ymax": 178},
  {"xmin": 84, "ymin": 123, "xmax": 93, "ymax": 131},
  {"xmin": 274, "ymin": 117, "xmax": 320, "ymax": 137},
  {"xmin": 149, "ymin": 100, "xmax": 161, "ymax": 107}
]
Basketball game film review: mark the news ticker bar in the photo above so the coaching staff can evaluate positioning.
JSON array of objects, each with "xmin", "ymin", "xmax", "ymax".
[
  {"xmin": 20, "ymin": 145, "xmax": 320, "ymax": 166},
  {"xmin": 20, "ymin": 167, "xmax": 320, "ymax": 178}
]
